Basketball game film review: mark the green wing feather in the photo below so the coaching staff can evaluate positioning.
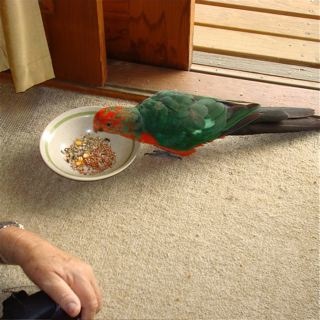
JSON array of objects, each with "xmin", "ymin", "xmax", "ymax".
[{"xmin": 137, "ymin": 90, "xmax": 259, "ymax": 151}]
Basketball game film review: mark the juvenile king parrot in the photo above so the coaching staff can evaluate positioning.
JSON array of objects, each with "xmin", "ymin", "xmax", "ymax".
[{"xmin": 93, "ymin": 90, "xmax": 320, "ymax": 157}]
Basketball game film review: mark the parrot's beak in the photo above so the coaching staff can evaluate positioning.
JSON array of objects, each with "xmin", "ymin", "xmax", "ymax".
[
  {"xmin": 93, "ymin": 108, "xmax": 107, "ymax": 132},
  {"xmin": 93, "ymin": 116, "xmax": 101, "ymax": 132},
  {"xmin": 93, "ymin": 122, "xmax": 100, "ymax": 132}
]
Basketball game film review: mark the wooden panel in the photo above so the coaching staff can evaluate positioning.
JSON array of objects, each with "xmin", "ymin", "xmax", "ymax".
[
  {"xmin": 193, "ymin": 52, "xmax": 320, "ymax": 83},
  {"xmin": 195, "ymin": 4, "xmax": 320, "ymax": 41},
  {"xmin": 40, "ymin": 0, "xmax": 107, "ymax": 85},
  {"xmin": 196, "ymin": 0, "xmax": 320, "ymax": 19},
  {"xmin": 103, "ymin": 0, "xmax": 195, "ymax": 70},
  {"xmin": 103, "ymin": 13, "xmax": 131, "ymax": 60},
  {"xmin": 104, "ymin": 0, "xmax": 129, "ymax": 13},
  {"xmin": 191, "ymin": 64, "xmax": 319, "ymax": 90},
  {"xmin": 194, "ymin": 25, "xmax": 320, "ymax": 67}
]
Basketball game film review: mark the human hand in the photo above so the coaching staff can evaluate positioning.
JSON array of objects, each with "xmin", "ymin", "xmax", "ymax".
[{"xmin": 0, "ymin": 227, "xmax": 102, "ymax": 320}]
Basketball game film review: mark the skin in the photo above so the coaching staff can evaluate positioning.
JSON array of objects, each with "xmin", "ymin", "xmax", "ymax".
[{"xmin": 0, "ymin": 227, "xmax": 102, "ymax": 320}]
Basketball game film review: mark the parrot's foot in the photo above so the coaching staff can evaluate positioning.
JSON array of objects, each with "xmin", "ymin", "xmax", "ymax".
[{"xmin": 144, "ymin": 150, "xmax": 182, "ymax": 160}]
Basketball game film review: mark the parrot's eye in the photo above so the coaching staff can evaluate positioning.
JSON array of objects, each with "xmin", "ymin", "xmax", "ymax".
[{"xmin": 106, "ymin": 122, "xmax": 112, "ymax": 127}]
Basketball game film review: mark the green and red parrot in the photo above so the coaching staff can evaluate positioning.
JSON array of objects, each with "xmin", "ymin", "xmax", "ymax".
[{"xmin": 93, "ymin": 90, "xmax": 320, "ymax": 157}]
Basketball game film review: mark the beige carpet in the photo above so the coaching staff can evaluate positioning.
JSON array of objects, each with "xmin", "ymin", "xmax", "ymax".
[{"xmin": 0, "ymin": 81, "xmax": 319, "ymax": 319}]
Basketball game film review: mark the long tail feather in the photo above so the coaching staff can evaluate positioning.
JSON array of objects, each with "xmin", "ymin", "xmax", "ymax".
[{"xmin": 229, "ymin": 107, "xmax": 320, "ymax": 135}]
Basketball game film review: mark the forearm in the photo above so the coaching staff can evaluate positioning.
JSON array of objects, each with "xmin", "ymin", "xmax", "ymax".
[{"xmin": 0, "ymin": 227, "xmax": 42, "ymax": 265}]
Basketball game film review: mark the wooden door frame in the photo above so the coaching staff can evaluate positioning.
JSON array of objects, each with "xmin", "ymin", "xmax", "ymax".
[{"xmin": 40, "ymin": 0, "xmax": 107, "ymax": 86}]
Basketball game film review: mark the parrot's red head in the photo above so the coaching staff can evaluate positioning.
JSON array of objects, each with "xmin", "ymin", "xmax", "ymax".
[
  {"xmin": 93, "ymin": 106, "xmax": 142, "ymax": 137},
  {"xmin": 93, "ymin": 106, "xmax": 124, "ymax": 134}
]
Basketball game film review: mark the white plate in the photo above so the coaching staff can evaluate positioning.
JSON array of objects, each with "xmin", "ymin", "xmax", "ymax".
[{"xmin": 39, "ymin": 106, "xmax": 140, "ymax": 181}]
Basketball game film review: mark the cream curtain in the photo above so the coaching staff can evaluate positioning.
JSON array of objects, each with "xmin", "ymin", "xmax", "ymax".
[{"xmin": 0, "ymin": 0, "xmax": 54, "ymax": 92}]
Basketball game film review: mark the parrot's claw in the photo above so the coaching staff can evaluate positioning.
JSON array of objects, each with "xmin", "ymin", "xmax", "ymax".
[{"xmin": 144, "ymin": 150, "xmax": 182, "ymax": 160}]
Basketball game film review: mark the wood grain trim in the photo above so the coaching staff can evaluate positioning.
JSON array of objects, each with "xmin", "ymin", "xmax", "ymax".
[{"xmin": 97, "ymin": 0, "xmax": 107, "ymax": 83}]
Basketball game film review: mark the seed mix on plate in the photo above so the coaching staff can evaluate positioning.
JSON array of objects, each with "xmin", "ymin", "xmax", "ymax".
[{"xmin": 62, "ymin": 134, "xmax": 116, "ymax": 175}]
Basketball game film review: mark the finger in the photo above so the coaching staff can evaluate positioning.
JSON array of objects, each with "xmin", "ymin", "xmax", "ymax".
[
  {"xmin": 38, "ymin": 273, "xmax": 81, "ymax": 317},
  {"xmin": 71, "ymin": 278, "xmax": 99, "ymax": 320},
  {"xmin": 90, "ymin": 278, "xmax": 103, "ymax": 311}
]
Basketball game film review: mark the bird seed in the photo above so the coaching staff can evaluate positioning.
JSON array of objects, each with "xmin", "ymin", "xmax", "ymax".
[{"xmin": 62, "ymin": 134, "xmax": 116, "ymax": 175}]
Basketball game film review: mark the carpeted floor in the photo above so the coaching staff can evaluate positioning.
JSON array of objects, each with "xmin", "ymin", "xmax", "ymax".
[{"xmin": 0, "ymin": 81, "xmax": 319, "ymax": 319}]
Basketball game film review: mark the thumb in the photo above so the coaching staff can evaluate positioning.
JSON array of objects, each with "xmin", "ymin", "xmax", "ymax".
[{"xmin": 40, "ymin": 274, "xmax": 81, "ymax": 317}]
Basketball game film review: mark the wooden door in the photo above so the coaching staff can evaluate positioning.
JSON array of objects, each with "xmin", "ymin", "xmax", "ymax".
[
  {"xmin": 40, "ymin": 0, "xmax": 107, "ymax": 85},
  {"xmin": 103, "ymin": 0, "xmax": 195, "ymax": 70}
]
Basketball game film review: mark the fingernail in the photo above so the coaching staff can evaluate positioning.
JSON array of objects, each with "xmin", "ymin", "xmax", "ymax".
[{"xmin": 66, "ymin": 301, "xmax": 79, "ymax": 315}]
